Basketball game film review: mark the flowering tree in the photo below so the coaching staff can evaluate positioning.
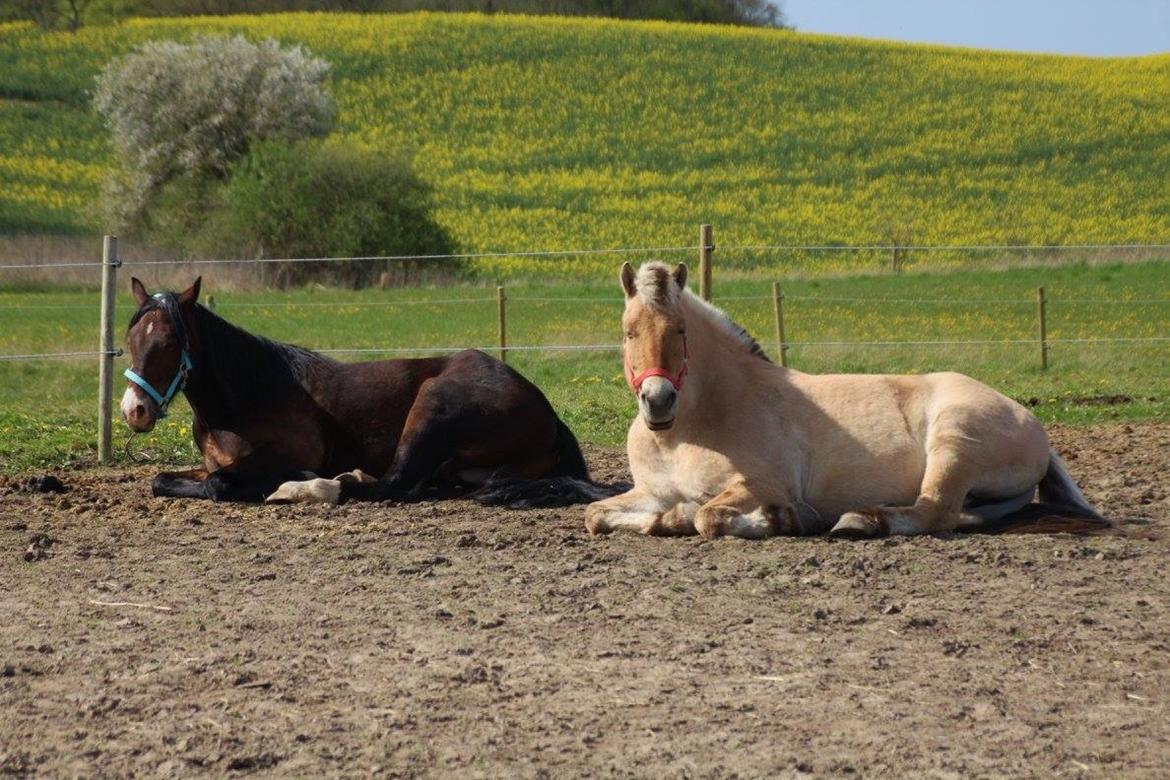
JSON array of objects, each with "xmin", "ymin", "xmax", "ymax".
[{"xmin": 93, "ymin": 34, "xmax": 335, "ymax": 230}]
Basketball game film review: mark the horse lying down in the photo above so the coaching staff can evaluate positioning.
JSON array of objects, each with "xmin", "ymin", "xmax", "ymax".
[
  {"xmin": 584, "ymin": 261, "xmax": 1113, "ymax": 539},
  {"xmin": 121, "ymin": 277, "xmax": 616, "ymax": 506}
]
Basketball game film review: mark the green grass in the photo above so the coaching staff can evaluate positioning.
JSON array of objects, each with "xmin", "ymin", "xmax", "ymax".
[
  {"xmin": 2, "ymin": 261, "xmax": 1166, "ymax": 472},
  {"xmin": 1, "ymin": 13, "xmax": 1169, "ymax": 263}
]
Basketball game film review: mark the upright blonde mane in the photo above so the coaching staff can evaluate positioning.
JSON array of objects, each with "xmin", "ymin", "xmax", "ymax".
[{"xmin": 633, "ymin": 262, "xmax": 771, "ymax": 362}]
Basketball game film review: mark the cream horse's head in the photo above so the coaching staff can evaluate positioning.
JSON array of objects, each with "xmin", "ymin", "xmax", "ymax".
[{"xmin": 619, "ymin": 261, "xmax": 689, "ymax": 431}]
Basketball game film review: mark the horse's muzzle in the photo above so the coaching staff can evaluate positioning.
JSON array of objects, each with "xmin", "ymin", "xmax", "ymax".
[
  {"xmin": 639, "ymin": 377, "xmax": 678, "ymax": 431},
  {"xmin": 121, "ymin": 386, "xmax": 158, "ymax": 433}
]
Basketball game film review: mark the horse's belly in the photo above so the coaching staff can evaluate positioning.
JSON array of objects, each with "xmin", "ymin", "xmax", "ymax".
[{"xmin": 803, "ymin": 436, "xmax": 927, "ymax": 519}]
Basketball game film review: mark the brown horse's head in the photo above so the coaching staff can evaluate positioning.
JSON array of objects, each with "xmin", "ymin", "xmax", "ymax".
[
  {"xmin": 121, "ymin": 277, "xmax": 201, "ymax": 432},
  {"xmin": 619, "ymin": 261, "xmax": 689, "ymax": 431}
]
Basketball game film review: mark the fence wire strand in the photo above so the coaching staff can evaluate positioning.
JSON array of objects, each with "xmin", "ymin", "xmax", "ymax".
[
  {"xmin": 0, "ymin": 350, "xmax": 121, "ymax": 361},
  {"xmin": 4, "ymin": 241, "xmax": 1169, "ymax": 272},
  {"xmin": 5, "ymin": 336, "xmax": 1168, "ymax": 363},
  {"xmin": 0, "ymin": 244, "xmax": 697, "ymax": 271}
]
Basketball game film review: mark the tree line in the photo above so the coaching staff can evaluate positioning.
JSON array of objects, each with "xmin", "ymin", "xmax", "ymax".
[{"xmin": 0, "ymin": 0, "xmax": 788, "ymax": 31}]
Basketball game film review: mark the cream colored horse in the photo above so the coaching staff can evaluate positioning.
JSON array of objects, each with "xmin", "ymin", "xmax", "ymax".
[{"xmin": 585, "ymin": 261, "xmax": 1106, "ymax": 540}]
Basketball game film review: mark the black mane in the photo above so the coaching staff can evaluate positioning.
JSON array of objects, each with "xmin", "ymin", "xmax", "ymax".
[{"xmin": 129, "ymin": 294, "xmax": 335, "ymax": 415}]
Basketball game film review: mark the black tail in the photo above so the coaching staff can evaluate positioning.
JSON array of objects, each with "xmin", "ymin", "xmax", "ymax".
[
  {"xmin": 473, "ymin": 420, "xmax": 626, "ymax": 508},
  {"xmin": 472, "ymin": 475, "xmax": 623, "ymax": 508},
  {"xmin": 975, "ymin": 451, "xmax": 1117, "ymax": 536}
]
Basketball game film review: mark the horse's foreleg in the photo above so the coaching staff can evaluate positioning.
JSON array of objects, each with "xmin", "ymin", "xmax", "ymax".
[
  {"xmin": 158, "ymin": 462, "xmax": 318, "ymax": 504},
  {"xmin": 584, "ymin": 488, "xmax": 686, "ymax": 535},
  {"xmin": 830, "ymin": 449, "xmax": 976, "ymax": 539},
  {"xmin": 151, "ymin": 469, "xmax": 210, "ymax": 499},
  {"xmin": 694, "ymin": 479, "xmax": 799, "ymax": 540}
]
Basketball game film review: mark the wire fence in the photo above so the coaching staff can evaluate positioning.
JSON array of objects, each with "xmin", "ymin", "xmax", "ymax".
[
  {"xmin": 2, "ymin": 232, "xmax": 1169, "ymax": 463},
  {"xmin": 3, "ymin": 237, "xmax": 1170, "ymax": 364},
  {"xmin": 4, "ymin": 239, "xmax": 1170, "ymax": 271}
]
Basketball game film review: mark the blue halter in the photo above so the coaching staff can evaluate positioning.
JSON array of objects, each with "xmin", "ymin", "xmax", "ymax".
[{"xmin": 123, "ymin": 293, "xmax": 194, "ymax": 418}]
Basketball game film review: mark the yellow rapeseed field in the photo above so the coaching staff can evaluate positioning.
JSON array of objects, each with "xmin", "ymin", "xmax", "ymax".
[{"xmin": 1, "ymin": 13, "xmax": 1168, "ymax": 273}]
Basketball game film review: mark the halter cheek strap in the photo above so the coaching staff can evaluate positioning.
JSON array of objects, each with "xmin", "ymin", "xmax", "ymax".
[
  {"xmin": 625, "ymin": 336, "xmax": 689, "ymax": 394},
  {"xmin": 122, "ymin": 293, "xmax": 194, "ymax": 418},
  {"xmin": 124, "ymin": 350, "xmax": 193, "ymax": 417}
]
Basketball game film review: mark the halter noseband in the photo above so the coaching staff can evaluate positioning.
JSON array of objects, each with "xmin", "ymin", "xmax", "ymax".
[
  {"xmin": 625, "ymin": 334, "xmax": 688, "ymax": 394},
  {"xmin": 123, "ymin": 293, "xmax": 194, "ymax": 418}
]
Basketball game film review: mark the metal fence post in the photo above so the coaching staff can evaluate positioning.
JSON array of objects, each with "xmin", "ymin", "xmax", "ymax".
[
  {"xmin": 1037, "ymin": 286, "xmax": 1049, "ymax": 370},
  {"xmin": 699, "ymin": 224, "xmax": 713, "ymax": 301},
  {"xmin": 98, "ymin": 235, "xmax": 119, "ymax": 465},
  {"xmin": 772, "ymin": 282, "xmax": 789, "ymax": 367},
  {"xmin": 497, "ymin": 285, "xmax": 507, "ymax": 364}
]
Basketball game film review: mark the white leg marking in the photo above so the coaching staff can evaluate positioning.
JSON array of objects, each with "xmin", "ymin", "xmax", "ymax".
[
  {"xmin": 585, "ymin": 490, "xmax": 675, "ymax": 535},
  {"xmin": 266, "ymin": 478, "xmax": 342, "ymax": 505},
  {"xmin": 726, "ymin": 508, "xmax": 774, "ymax": 539},
  {"xmin": 333, "ymin": 469, "xmax": 377, "ymax": 484}
]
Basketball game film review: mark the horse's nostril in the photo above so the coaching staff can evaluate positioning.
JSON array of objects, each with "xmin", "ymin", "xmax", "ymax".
[{"xmin": 134, "ymin": 404, "xmax": 145, "ymax": 419}]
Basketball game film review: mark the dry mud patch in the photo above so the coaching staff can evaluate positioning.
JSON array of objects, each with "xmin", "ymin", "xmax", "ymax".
[{"xmin": 1, "ymin": 423, "xmax": 1168, "ymax": 777}]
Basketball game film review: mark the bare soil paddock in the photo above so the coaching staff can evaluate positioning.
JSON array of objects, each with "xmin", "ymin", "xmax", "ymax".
[{"xmin": 2, "ymin": 424, "xmax": 1168, "ymax": 778}]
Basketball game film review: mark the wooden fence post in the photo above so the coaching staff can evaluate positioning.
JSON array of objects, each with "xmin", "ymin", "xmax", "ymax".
[
  {"xmin": 772, "ymin": 282, "xmax": 789, "ymax": 367},
  {"xmin": 699, "ymin": 224, "xmax": 713, "ymax": 302},
  {"xmin": 97, "ymin": 235, "xmax": 119, "ymax": 465},
  {"xmin": 497, "ymin": 285, "xmax": 508, "ymax": 364},
  {"xmin": 1037, "ymin": 286, "xmax": 1048, "ymax": 370}
]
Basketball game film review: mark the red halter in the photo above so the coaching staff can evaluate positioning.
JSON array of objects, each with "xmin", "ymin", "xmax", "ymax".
[{"xmin": 625, "ymin": 335, "xmax": 689, "ymax": 394}]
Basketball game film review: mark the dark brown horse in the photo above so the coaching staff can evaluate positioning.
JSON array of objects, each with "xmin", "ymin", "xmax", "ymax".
[{"xmin": 120, "ymin": 277, "xmax": 616, "ymax": 506}]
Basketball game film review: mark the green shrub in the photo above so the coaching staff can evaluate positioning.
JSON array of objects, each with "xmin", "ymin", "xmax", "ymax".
[
  {"xmin": 204, "ymin": 140, "xmax": 457, "ymax": 287},
  {"xmin": 93, "ymin": 34, "xmax": 335, "ymax": 231}
]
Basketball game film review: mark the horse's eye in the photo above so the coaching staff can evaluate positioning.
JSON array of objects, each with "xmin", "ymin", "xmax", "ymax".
[
  {"xmin": 625, "ymin": 331, "xmax": 634, "ymax": 340},
  {"xmin": 677, "ymin": 329, "xmax": 686, "ymax": 336}
]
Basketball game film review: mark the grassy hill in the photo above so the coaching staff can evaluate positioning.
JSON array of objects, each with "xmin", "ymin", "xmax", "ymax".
[{"xmin": 1, "ymin": 13, "xmax": 1169, "ymax": 264}]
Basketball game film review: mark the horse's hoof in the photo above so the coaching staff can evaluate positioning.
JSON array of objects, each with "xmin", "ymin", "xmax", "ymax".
[
  {"xmin": 695, "ymin": 507, "xmax": 733, "ymax": 540},
  {"xmin": 584, "ymin": 508, "xmax": 611, "ymax": 535},
  {"xmin": 829, "ymin": 511, "xmax": 886, "ymax": 540},
  {"xmin": 265, "ymin": 478, "xmax": 342, "ymax": 505}
]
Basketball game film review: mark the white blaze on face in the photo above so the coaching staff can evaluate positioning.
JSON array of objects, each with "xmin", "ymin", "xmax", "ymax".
[{"xmin": 121, "ymin": 384, "xmax": 146, "ymax": 421}]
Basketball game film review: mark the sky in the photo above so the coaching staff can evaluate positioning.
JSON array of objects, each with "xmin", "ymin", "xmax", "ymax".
[{"xmin": 782, "ymin": 0, "xmax": 1170, "ymax": 57}]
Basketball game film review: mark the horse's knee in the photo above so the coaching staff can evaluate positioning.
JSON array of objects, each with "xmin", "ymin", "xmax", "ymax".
[{"xmin": 203, "ymin": 472, "xmax": 233, "ymax": 502}]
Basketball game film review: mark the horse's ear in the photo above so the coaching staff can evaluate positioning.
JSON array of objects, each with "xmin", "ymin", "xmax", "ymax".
[
  {"xmin": 179, "ymin": 276, "xmax": 202, "ymax": 306},
  {"xmin": 672, "ymin": 263, "xmax": 688, "ymax": 290},
  {"xmin": 130, "ymin": 277, "xmax": 149, "ymax": 307},
  {"xmin": 620, "ymin": 262, "xmax": 636, "ymax": 298}
]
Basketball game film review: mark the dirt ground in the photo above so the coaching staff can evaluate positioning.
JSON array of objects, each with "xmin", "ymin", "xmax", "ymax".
[{"xmin": 2, "ymin": 423, "xmax": 1168, "ymax": 778}]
